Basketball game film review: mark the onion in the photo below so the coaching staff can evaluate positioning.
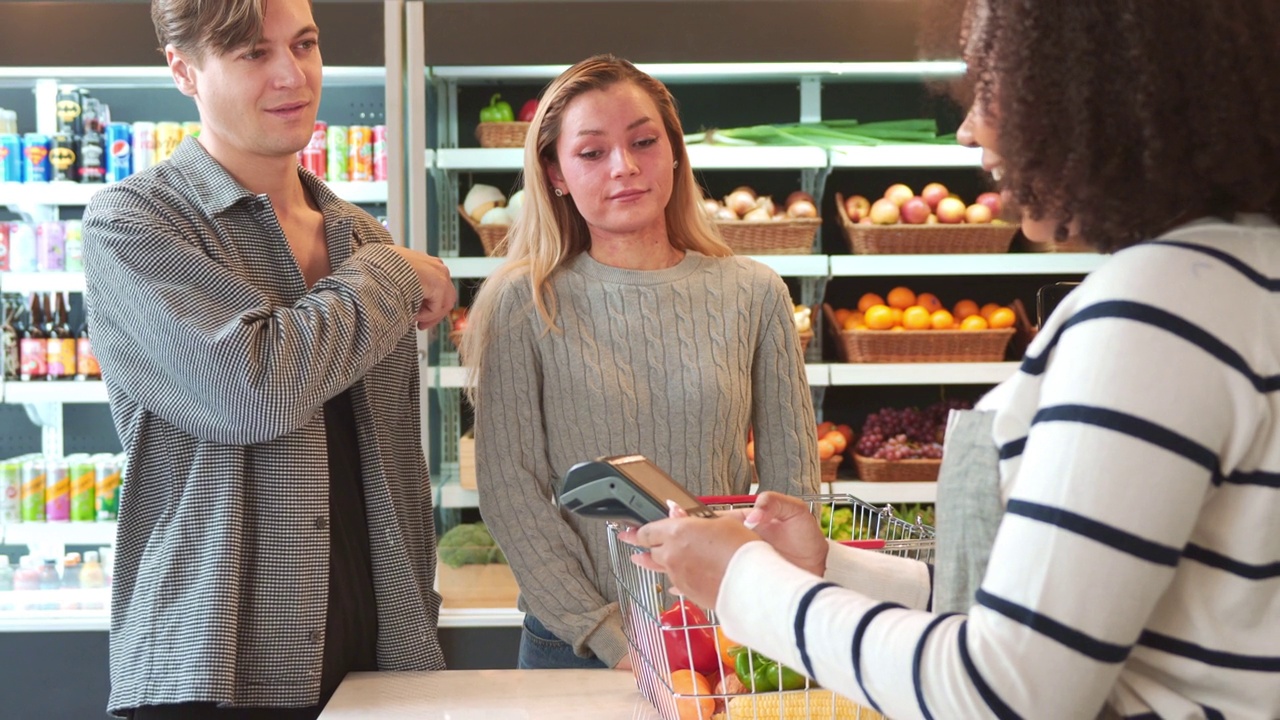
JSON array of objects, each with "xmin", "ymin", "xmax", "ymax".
[
  {"xmin": 464, "ymin": 184, "xmax": 506, "ymax": 221},
  {"xmin": 786, "ymin": 190, "xmax": 815, "ymax": 208},
  {"xmin": 507, "ymin": 190, "xmax": 525, "ymax": 222},
  {"xmin": 702, "ymin": 199, "xmax": 722, "ymax": 216},
  {"xmin": 786, "ymin": 200, "xmax": 818, "ymax": 218},
  {"xmin": 731, "ymin": 185, "xmax": 757, "ymax": 199},
  {"xmin": 479, "ymin": 206, "xmax": 513, "ymax": 225},
  {"xmin": 753, "ymin": 195, "xmax": 776, "ymax": 216},
  {"xmin": 742, "ymin": 207, "xmax": 772, "ymax": 222},
  {"xmin": 725, "ymin": 190, "xmax": 755, "ymax": 218},
  {"xmin": 714, "ymin": 206, "xmax": 740, "ymax": 221}
]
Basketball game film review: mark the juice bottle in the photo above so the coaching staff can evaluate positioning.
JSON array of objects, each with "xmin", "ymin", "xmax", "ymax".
[
  {"xmin": 37, "ymin": 559, "xmax": 60, "ymax": 590},
  {"xmin": 80, "ymin": 551, "xmax": 105, "ymax": 589},
  {"xmin": 13, "ymin": 556, "xmax": 38, "ymax": 591},
  {"xmin": 68, "ymin": 454, "xmax": 96, "ymax": 522}
]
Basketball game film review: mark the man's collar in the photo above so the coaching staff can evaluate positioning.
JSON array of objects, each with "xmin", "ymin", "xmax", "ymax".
[{"xmin": 169, "ymin": 135, "xmax": 345, "ymax": 215}]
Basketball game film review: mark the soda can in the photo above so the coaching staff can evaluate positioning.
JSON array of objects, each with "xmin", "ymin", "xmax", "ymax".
[
  {"xmin": 299, "ymin": 121, "xmax": 326, "ymax": 177},
  {"xmin": 0, "ymin": 133, "xmax": 21, "ymax": 183},
  {"xmin": 105, "ymin": 122, "xmax": 132, "ymax": 182},
  {"xmin": 55, "ymin": 86, "xmax": 85, "ymax": 137},
  {"xmin": 181, "ymin": 121, "xmax": 201, "ymax": 140},
  {"xmin": 78, "ymin": 131, "xmax": 106, "ymax": 183},
  {"xmin": 48, "ymin": 132, "xmax": 78, "ymax": 183},
  {"xmin": 348, "ymin": 125, "xmax": 374, "ymax": 182},
  {"xmin": 22, "ymin": 133, "xmax": 51, "ymax": 182},
  {"xmin": 326, "ymin": 125, "xmax": 348, "ymax": 182},
  {"xmin": 81, "ymin": 96, "xmax": 105, "ymax": 135},
  {"xmin": 372, "ymin": 125, "xmax": 388, "ymax": 182},
  {"xmin": 63, "ymin": 220, "xmax": 84, "ymax": 272},
  {"xmin": 0, "ymin": 455, "xmax": 26, "ymax": 523},
  {"xmin": 8, "ymin": 222, "xmax": 36, "ymax": 273},
  {"xmin": 0, "ymin": 221, "xmax": 9, "ymax": 272},
  {"xmin": 155, "ymin": 122, "xmax": 183, "ymax": 163},
  {"xmin": 95, "ymin": 454, "xmax": 122, "ymax": 521},
  {"xmin": 36, "ymin": 221, "xmax": 65, "ymax": 272},
  {"xmin": 68, "ymin": 455, "xmax": 96, "ymax": 523},
  {"xmin": 131, "ymin": 121, "xmax": 156, "ymax": 173},
  {"xmin": 20, "ymin": 457, "xmax": 46, "ymax": 523},
  {"xmin": 44, "ymin": 458, "xmax": 70, "ymax": 522}
]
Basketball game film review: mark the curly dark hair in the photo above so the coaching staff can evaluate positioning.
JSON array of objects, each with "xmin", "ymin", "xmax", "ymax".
[{"xmin": 967, "ymin": 0, "xmax": 1280, "ymax": 251}]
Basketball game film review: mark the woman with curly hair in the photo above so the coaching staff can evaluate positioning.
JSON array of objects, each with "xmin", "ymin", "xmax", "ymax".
[{"xmin": 628, "ymin": 1, "xmax": 1280, "ymax": 717}]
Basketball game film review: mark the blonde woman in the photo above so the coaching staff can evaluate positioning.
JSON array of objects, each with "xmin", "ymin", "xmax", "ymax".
[{"xmin": 461, "ymin": 55, "xmax": 820, "ymax": 670}]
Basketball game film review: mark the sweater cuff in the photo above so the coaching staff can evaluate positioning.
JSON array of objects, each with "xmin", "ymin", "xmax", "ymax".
[
  {"xmin": 822, "ymin": 540, "xmax": 932, "ymax": 610},
  {"xmin": 583, "ymin": 607, "xmax": 630, "ymax": 668},
  {"xmin": 350, "ymin": 242, "xmax": 423, "ymax": 318}
]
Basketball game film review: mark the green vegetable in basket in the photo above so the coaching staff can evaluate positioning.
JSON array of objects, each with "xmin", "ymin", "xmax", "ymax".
[
  {"xmin": 820, "ymin": 505, "xmax": 855, "ymax": 541},
  {"xmin": 479, "ymin": 94, "xmax": 514, "ymax": 123},
  {"xmin": 438, "ymin": 522, "xmax": 507, "ymax": 568},
  {"xmin": 729, "ymin": 646, "xmax": 809, "ymax": 692}
]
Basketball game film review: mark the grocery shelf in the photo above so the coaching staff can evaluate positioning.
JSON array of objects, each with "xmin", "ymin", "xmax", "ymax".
[
  {"xmin": 442, "ymin": 255, "xmax": 828, "ymax": 279},
  {"xmin": 443, "ymin": 257, "xmax": 504, "ymax": 279},
  {"xmin": 829, "ymin": 481, "xmax": 937, "ymax": 505},
  {"xmin": 0, "ymin": 66, "xmax": 387, "ymax": 89},
  {"xmin": 1, "ymin": 521, "xmax": 117, "ymax": 547},
  {"xmin": 3, "ymin": 380, "xmax": 109, "ymax": 404},
  {"xmin": 324, "ymin": 181, "xmax": 389, "ymax": 204},
  {"xmin": 828, "ymin": 144, "xmax": 982, "ymax": 168},
  {"xmin": 828, "ymin": 362, "xmax": 1018, "ymax": 386},
  {"xmin": 429, "ymin": 62, "xmax": 966, "ymax": 84},
  {"xmin": 686, "ymin": 145, "xmax": 827, "ymax": 169},
  {"xmin": 433, "ymin": 365, "xmax": 831, "ymax": 389},
  {"xmin": 828, "ymin": 252, "xmax": 1105, "ymax": 277},
  {"xmin": 434, "ymin": 148, "xmax": 522, "ymax": 171},
  {"xmin": 0, "ymin": 271, "xmax": 86, "ymax": 294},
  {"xmin": 0, "ymin": 180, "xmax": 388, "ymax": 207},
  {"xmin": 438, "ymin": 607, "xmax": 524, "ymax": 628}
]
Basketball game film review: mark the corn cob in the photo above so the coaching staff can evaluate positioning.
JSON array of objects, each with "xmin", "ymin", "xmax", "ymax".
[{"xmin": 722, "ymin": 690, "xmax": 885, "ymax": 719}]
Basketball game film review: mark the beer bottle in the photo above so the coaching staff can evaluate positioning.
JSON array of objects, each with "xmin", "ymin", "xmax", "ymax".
[
  {"xmin": 47, "ymin": 293, "xmax": 75, "ymax": 380},
  {"xmin": 18, "ymin": 294, "xmax": 47, "ymax": 381},
  {"xmin": 2, "ymin": 298, "xmax": 20, "ymax": 381},
  {"xmin": 75, "ymin": 318, "xmax": 100, "ymax": 381}
]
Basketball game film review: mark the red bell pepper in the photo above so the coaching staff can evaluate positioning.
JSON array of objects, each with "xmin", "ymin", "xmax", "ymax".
[
  {"xmin": 517, "ymin": 99, "xmax": 539, "ymax": 122},
  {"xmin": 659, "ymin": 600, "xmax": 721, "ymax": 675}
]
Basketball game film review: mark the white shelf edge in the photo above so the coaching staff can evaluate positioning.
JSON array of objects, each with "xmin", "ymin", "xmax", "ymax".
[
  {"xmin": 0, "ymin": 271, "xmax": 87, "ymax": 294},
  {"xmin": 830, "ymin": 481, "xmax": 937, "ymax": 505},
  {"xmin": 438, "ymin": 607, "xmax": 525, "ymax": 628},
  {"xmin": 1, "ymin": 181, "xmax": 387, "ymax": 207},
  {"xmin": 747, "ymin": 255, "xmax": 828, "ymax": 277},
  {"xmin": 434, "ymin": 365, "xmax": 828, "ymax": 390},
  {"xmin": 0, "ymin": 66, "xmax": 386, "ymax": 89},
  {"xmin": 0, "ymin": 604, "xmax": 524, "ymax": 632},
  {"xmin": 434, "ymin": 145, "xmax": 971, "ymax": 171},
  {"xmin": 829, "ymin": 253, "xmax": 1105, "ymax": 277},
  {"xmin": 443, "ymin": 257, "xmax": 504, "ymax": 279},
  {"xmin": 828, "ymin": 362, "xmax": 1018, "ymax": 386},
  {"xmin": 828, "ymin": 144, "xmax": 982, "ymax": 168},
  {"xmin": 1, "ymin": 521, "xmax": 118, "ymax": 546},
  {"xmin": 434, "ymin": 148, "xmax": 523, "ymax": 171},
  {"xmin": 685, "ymin": 145, "xmax": 826, "ymax": 170},
  {"xmin": 429, "ymin": 62, "xmax": 966, "ymax": 83},
  {"xmin": 3, "ymin": 380, "xmax": 109, "ymax": 404}
]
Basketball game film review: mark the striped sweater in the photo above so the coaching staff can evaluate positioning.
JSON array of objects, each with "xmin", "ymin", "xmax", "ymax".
[{"xmin": 716, "ymin": 216, "xmax": 1280, "ymax": 719}]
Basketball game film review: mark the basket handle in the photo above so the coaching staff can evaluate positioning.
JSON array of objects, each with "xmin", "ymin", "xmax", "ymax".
[
  {"xmin": 698, "ymin": 495, "xmax": 758, "ymax": 505},
  {"xmin": 838, "ymin": 539, "xmax": 887, "ymax": 550}
]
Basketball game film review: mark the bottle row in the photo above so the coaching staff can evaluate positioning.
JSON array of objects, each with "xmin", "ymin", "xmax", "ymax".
[
  {"xmin": 0, "ymin": 220, "xmax": 84, "ymax": 273},
  {"xmin": 1, "ymin": 292, "xmax": 101, "ymax": 382},
  {"xmin": 0, "ymin": 453, "xmax": 124, "ymax": 525},
  {"xmin": 0, "ymin": 551, "xmax": 113, "ymax": 609}
]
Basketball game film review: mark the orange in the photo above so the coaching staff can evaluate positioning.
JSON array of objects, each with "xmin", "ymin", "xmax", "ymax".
[
  {"xmin": 745, "ymin": 440, "xmax": 754, "ymax": 462},
  {"xmin": 960, "ymin": 314, "xmax": 989, "ymax": 330},
  {"xmin": 817, "ymin": 439, "xmax": 836, "ymax": 460},
  {"xmin": 834, "ymin": 308, "xmax": 852, "ymax": 326},
  {"xmin": 916, "ymin": 292, "xmax": 943, "ymax": 313},
  {"xmin": 988, "ymin": 307, "xmax": 1016, "ymax": 329},
  {"xmin": 841, "ymin": 311, "xmax": 864, "ymax": 331},
  {"xmin": 980, "ymin": 302, "xmax": 1002, "ymax": 320},
  {"xmin": 902, "ymin": 305, "xmax": 932, "ymax": 330},
  {"xmin": 669, "ymin": 670, "xmax": 715, "ymax": 720},
  {"xmin": 886, "ymin": 286, "xmax": 916, "ymax": 310},
  {"xmin": 715, "ymin": 627, "xmax": 740, "ymax": 671},
  {"xmin": 890, "ymin": 307, "xmax": 904, "ymax": 327},
  {"xmin": 863, "ymin": 304, "xmax": 895, "ymax": 330},
  {"xmin": 857, "ymin": 293, "xmax": 885, "ymax": 313},
  {"xmin": 823, "ymin": 430, "xmax": 848, "ymax": 454},
  {"xmin": 930, "ymin": 309, "xmax": 955, "ymax": 329},
  {"xmin": 953, "ymin": 299, "xmax": 979, "ymax": 320}
]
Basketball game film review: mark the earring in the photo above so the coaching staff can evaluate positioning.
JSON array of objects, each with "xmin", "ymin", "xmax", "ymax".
[
  {"xmin": 554, "ymin": 188, "xmax": 564, "ymax": 197},
  {"xmin": 673, "ymin": 160, "xmax": 679, "ymax": 169}
]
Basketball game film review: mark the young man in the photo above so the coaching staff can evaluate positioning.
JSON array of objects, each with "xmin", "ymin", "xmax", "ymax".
[{"xmin": 83, "ymin": 1, "xmax": 456, "ymax": 717}]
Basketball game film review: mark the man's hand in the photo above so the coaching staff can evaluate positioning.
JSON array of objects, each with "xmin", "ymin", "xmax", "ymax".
[{"xmin": 388, "ymin": 245, "xmax": 456, "ymax": 329}]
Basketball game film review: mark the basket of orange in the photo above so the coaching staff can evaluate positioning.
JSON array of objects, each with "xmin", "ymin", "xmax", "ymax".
[
  {"xmin": 836, "ymin": 185, "xmax": 1019, "ymax": 255},
  {"xmin": 824, "ymin": 287, "xmax": 1019, "ymax": 363},
  {"xmin": 748, "ymin": 422, "xmax": 849, "ymax": 484}
]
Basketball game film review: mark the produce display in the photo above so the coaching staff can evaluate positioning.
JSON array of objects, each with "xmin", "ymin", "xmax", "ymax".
[
  {"xmin": 854, "ymin": 400, "xmax": 971, "ymax": 461},
  {"xmin": 462, "ymin": 183, "xmax": 525, "ymax": 226},
  {"xmin": 684, "ymin": 118, "xmax": 953, "ymax": 148},
  {"xmin": 843, "ymin": 181, "xmax": 1004, "ymax": 227},
  {"xmin": 746, "ymin": 422, "xmax": 851, "ymax": 464},
  {"xmin": 831, "ymin": 286, "xmax": 1017, "ymax": 332},
  {"xmin": 702, "ymin": 186, "xmax": 818, "ymax": 222},
  {"xmin": 437, "ymin": 522, "xmax": 506, "ymax": 568}
]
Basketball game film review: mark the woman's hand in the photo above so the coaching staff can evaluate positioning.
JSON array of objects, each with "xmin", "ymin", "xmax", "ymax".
[
  {"xmin": 622, "ymin": 513, "xmax": 760, "ymax": 609},
  {"xmin": 739, "ymin": 492, "xmax": 830, "ymax": 577}
]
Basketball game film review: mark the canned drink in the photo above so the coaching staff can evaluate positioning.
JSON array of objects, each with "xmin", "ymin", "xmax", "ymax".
[
  {"xmin": 55, "ymin": 86, "xmax": 85, "ymax": 137},
  {"xmin": 45, "ymin": 458, "xmax": 70, "ymax": 522},
  {"xmin": 131, "ymin": 121, "xmax": 156, "ymax": 173},
  {"xmin": 181, "ymin": 121, "xmax": 201, "ymax": 140},
  {"xmin": 81, "ymin": 96, "xmax": 105, "ymax": 134},
  {"xmin": 36, "ymin": 221, "xmax": 65, "ymax": 272},
  {"xmin": 155, "ymin": 122, "xmax": 183, "ymax": 163},
  {"xmin": 0, "ymin": 133, "xmax": 21, "ymax": 183},
  {"xmin": 0, "ymin": 109, "xmax": 16, "ymax": 134},
  {"xmin": 0, "ymin": 456, "xmax": 25, "ymax": 523},
  {"xmin": 348, "ymin": 125, "xmax": 374, "ymax": 182},
  {"xmin": 68, "ymin": 455, "xmax": 96, "ymax": 522},
  {"xmin": 326, "ymin": 125, "xmax": 348, "ymax": 182},
  {"xmin": 372, "ymin": 125, "xmax": 388, "ymax": 182},
  {"xmin": 63, "ymin": 220, "xmax": 83, "ymax": 272},
  {"xmin": 95, "ymin": 455, "xmax": 122, "ymax": 521},
  {"xmin": 48, "ymin": 132, "xmax": 78, "ymax": 182},
  {"xmin": 8, "ymin": 222, "xmax": 36, "ymax": 272},
  {"xmin": 78, "ymin": 131, "xmax": 105, "ymax": 183},
  {"xmin": 299, "ymin": 121, "xmax": 326, "ymax": 177},
  {"xmin": 22, "ymin": 133, "xmax": 51, "ymax": 182},
  {"xmin": 20, "ymin": 458, "xmax": 46, "ymax": 523},
  {"xmin": 0, "ymin": 222, "xmax": 9, "ymax": 272},
  {"xmin": 105, "ymin": 122, "xmax": 132, "ymax": 181}
]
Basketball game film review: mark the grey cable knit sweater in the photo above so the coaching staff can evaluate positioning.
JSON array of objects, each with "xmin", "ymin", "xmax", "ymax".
[{"xmin": 474, "ymin": 250, "xmax": 821, "ymax": 667}]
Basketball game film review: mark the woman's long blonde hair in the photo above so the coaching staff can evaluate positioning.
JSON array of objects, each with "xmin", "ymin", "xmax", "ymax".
[{"xmin": 461, "ymin": 55, "xmax": 732, "ymax": 407}]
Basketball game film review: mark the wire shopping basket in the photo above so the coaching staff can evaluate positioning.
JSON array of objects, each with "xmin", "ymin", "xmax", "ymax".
[{"xmin": 607, "ymin": 493, "xmax": 935, "ymax": 720}]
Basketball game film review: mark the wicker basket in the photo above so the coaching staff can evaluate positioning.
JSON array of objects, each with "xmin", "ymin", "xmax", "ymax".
[
  {"xmin": 1016, "ymin": 233, "xmax": 1097, "ymax": 254},
  {"xmin": 716, "ymin": 218, "xmax": 820, "ymax": 255},
  {"xmin": 457, "ymin": 205, "xmax": 509, "ymax": 256},
  {"xmin": 821, "ymin": 455, "xmax": 841, "ymax": 483},
  {"xmin": 835, "ymin": 193, "xmax": 1019, "ymax": 255},
  {"xmin": 475, "ymin": 121, "xmax": 530, "ymax": 149},
  {"xmin": 822, "ymin": 303, "xmax": 1015, "ymax": 363},
  {"xmin": 854, "ymin": 454, "xmax": 941, "ymax": 483}
]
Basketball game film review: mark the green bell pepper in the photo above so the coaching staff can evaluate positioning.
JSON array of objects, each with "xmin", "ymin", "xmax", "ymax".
[
  {"xmin": 479, "ymin": 93, "xmax": 514, "ymax": 123},
  {"xmin": 729, "ymin": 646, "xmax": 808, "ymax": 692}
]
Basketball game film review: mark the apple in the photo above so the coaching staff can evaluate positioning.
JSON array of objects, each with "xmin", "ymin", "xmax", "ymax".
[
  {"xmin": 869, "ymin": 198, "xmax": 901, "ymax": 225},
  {"xmin": 936, "ymin": 197, "xmax": 967, "ymax": 224},
  {"xmin": 976, "ymin": 191, "xmax": 1002, "ymax": 217},
  {"xmin": 844, "ymin": 194, "xmax": 871, "ymax": 222},
  {"xmin": 859, "ymin": 217, "xmax": 874, "ymax": 225},
  {"xmin": 900, "ymin": 197, "xmax": 931, "ymax": 225},
  {"xmin": 926, "ymin": 214, "xmax": 938, "ymax": 224},
  {"xmin": 920, "ymin": 182, "xmax": 950, "ymax": 210},
  {"xmin": 965, "ymin": 203, "xmax": 994, "ymax": 224},
  {"xmin": 884, "ymin": 184, "xmax": 914, "ymax": 207}
]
